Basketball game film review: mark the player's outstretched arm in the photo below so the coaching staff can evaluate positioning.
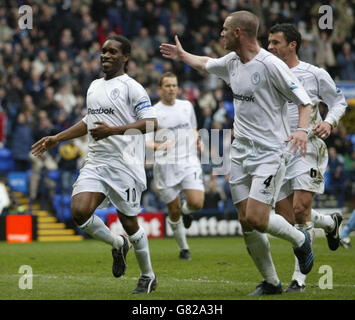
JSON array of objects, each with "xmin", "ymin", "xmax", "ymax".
[
  {"xmin": 160, "ymin": 35, "xmax": 209, "ymax": 73},
  {"xmin": 31, "ymin": 120, "xmax": 88, "ymax": 156},
  {"xmin": 90, "ymin": 118, "xmax": 158, "ymax": 141}
]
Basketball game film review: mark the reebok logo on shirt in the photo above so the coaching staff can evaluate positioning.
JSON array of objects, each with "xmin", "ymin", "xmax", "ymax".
[
  {"xmin": 233, "ymin": 93, "xmax": 255, "ymax": 102},
  {"xmin": 88, "ymin": 107, "xmax": 115, "ymax": 115}
]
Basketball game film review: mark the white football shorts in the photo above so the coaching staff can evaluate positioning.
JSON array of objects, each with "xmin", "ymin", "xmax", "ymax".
[
  {"xmin": 72, "ymin": 163, "xmax": 142, "ymax": 216},
  {"xmin": 229, "ymin": 137, "xmax": 287, "ymax": 206},
  {"xmin": 277, "ymin": 135, "xmax": 328, "ymax": 201},
  {"xmin": 155, "ymin": 165, "xmax": 204, "ymax": 204}
]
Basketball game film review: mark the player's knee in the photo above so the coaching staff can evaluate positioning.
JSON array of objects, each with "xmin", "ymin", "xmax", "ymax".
[
  {"xmin": 245, "ymin": 214, "xmax": 267, "ymax": 231},
  {"xmin": 293, "ymin": 201, "xmax": 308, "ymax": 217},
  {"xmin": 187, "ymin": 198, "xmax": 203, "ymax": 212}
]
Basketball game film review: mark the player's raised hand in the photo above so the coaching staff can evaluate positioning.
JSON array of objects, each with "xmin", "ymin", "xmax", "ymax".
[
  {"xmin": 285, "ymin": 130, "xmax": 308, "ymax": 156},
  {"xmin": 160, "ymin": 35, "xmax": 185, "ymax": 61},
  {"xmin": 90, "ymin": 121, "xmax": 112, "ymax": 141},
  {"xmin": 31, "ymin": 136, "xmax": 59, "ymax": 156}
]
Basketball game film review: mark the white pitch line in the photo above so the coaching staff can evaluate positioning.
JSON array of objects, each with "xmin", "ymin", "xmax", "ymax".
[{"xmin": 9, "ymin": 274, "xmax": 355, "ymax": 288}]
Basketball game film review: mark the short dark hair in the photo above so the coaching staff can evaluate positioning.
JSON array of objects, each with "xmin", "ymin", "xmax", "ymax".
[
  {"xmin": 269, "ymin": 23, "xmax": 302, "ymax": 53},
  {"xmin": 104, "ymin": 34, "xmax": 131, "ymax": 72},
  {"xmin": 159, "ymin": 72, "xmax": 178, "ymax": 87}
]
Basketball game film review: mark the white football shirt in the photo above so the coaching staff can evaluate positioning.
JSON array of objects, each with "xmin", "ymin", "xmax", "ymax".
[
  {"xmin": 287, "ymin": 61, "xmax": 347, "ymax": 133},
  {"xmin": 206, "ymin": 48, "xmax": 312, "ymax": 149},
  {"xmin": 82, "ymin": 74, "xmax": 156, "ymax": 191},
  {"xmin": 151, "ymin": 99, "xmax": 199, "ymax": 163},
  {"xmin": 147, "ymin": 99, "xmax": 201, "ymax": 188}
]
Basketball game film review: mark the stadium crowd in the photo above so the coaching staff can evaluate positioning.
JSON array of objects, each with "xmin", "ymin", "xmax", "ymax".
[{"xmin": 0, "ymin": 0, "xmax": 354, "ymax": 214}]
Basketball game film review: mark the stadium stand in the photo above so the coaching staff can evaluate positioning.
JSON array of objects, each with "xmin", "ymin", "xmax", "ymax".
[{"xmin": 0, "ymin": 0, "xmax": 354, "ymax": 238}]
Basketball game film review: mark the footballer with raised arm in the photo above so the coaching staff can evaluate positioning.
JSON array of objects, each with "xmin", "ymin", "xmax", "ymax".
[
  {"xmin": 161, "ymin": 10, "xmax": 314, "ymax": 295},
  {"xmin": 32, "ymin": 34, "xmax": 158, "ymax": 294}
]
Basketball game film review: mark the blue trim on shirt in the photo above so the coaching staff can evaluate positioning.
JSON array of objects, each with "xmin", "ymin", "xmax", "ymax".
[
  {"xmin": 134, "ymin": 100, "xmax": 150, "ymax": 110},
  {"xmin": 136, "ymin": 105, "xmax": 152, "ymax": 111}
]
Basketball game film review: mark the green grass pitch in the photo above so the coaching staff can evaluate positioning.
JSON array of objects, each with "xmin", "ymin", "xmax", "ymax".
[{"xmin": 1, "ymin": 236, "xmax": 354, "ymax": 300}]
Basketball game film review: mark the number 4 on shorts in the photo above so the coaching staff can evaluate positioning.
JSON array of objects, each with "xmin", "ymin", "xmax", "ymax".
[{"xmin": 263, "ymin": 175, "xmax": 273, "ymax": 188}]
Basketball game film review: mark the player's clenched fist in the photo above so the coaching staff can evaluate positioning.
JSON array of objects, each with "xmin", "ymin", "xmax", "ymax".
[{"xmin": 89, "ymin": 121, "xmax": 112, "ymax": 141}]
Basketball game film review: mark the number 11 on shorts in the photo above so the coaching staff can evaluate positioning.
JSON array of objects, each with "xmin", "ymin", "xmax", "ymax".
[{"xmin": 125, "ymin": 188, "xmax": 137, "ymax": 202}]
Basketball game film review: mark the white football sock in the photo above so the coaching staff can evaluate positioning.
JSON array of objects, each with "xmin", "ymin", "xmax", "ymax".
[
  {"xmin": 265, "ymin": 213, "xmax": 305, "ymax": 247},
  {"xmin": 296, "ymin": 221, "xmax": 314, "ymax": 241},
  {"xmin": 129, "ymin": 226, "xmax": 154, "ymax": 278},
  {"xmin": 181, "ymin": 200, "xmax": 193, "ymax": 215},
  {"xmin": 291, "ymin": 221, "xmax": 314, "ymax": 286},
  {"xmin": 244, "ymin": 230, "xmax": 280, "ymax": 286},
  {"xmin": 79, "ymin": 215, "xmax": 123, "ymax": 248},
  {"xmin": 311, "ymin": 209, "xmax": 335, "ymax": 232},
  {"xmin": 168, "ymin": 217, "xmax": 189, "ymax": 250},
  {"xmin": 291, "ymin": 255, "xmax": 306, "ymax": 286}
]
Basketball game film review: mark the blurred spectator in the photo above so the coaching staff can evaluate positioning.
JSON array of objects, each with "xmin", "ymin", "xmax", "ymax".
[
  {"xmin": 29, "ymin": 151, "xmax": 57, "ymax": 203},
  {"xmin": 58, "ymin": 28, "xmax": 75, "ymax": 59},
  {"xmin": 29, "ymin": 110, "xmax": 58, "ymax": 203},
  {"xmin": 0, "ymin": 17, "xmax": 12, "ymax": 43},
  {"xmin": 153, "ymin": 24, "xmax": 168, "ymax": 55},
  {"xmin": 24, "ymin": 70, "xmax": 44, "ymax": 105},
  {"xmin": 336, "ymin": 42, "xmax": 355, "ymax": 81},
  {"xmin": 141, "ymin": 1, "xmax": 158, "ymax": 35},
  {"xmin": 298, "ymin": 33, "xmax": 316, "ymax": 65},
  {"xmin": 39, "ymin": 86, "xmax": 61, "ymax": 122},
  {"xmin": 97, "ymin": 18, "xmax": 112, "ymax": 46},
  {"xmin": 57, "ymin": 141, "xmax": 82, "ymax": 194},
  {"xmin": 134, "ymin": 27, "xmax": 155, "ymax": 57},
  {"xmin": 121, "ymin": 0, "xmax": 143, "ymax": 38},
  {"xmin": 18, "ymin": 57, "xmax": 32, "ymax": 83},
  {"xmin": 77, "ymin": 60, "xmax": 95, "ymax": 96},
  {"xmin": 32, "ymin": 50, "xmax": 49, "ymax": 76},
  {"xmin": 326, "ymin": 147, "xmax": 346, "ymax": 208},
  {"xmin": 32, "ymin": 110, "xmax": 57, "ymax": 143},
  {"xmin": 345, "ymin": 149, "xmax": 355, "ymax": 203},
  {"xmin": 11, "ymin": 112, "xmax": 33, "ymax": 172},
  {"xmin": 312, "ymin": 25, "xmax": 337, "ymax": 77},
  {"xmin": 203, "ymin": 173, "xmax": 226, "ymax": 210},
  {"xmin": 54, "ymin": 83, "xmax": 77, "ymax": 114},
  {"xmin": 326, "ymin": 124, "xmax": 353, "ymax": 157}
]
